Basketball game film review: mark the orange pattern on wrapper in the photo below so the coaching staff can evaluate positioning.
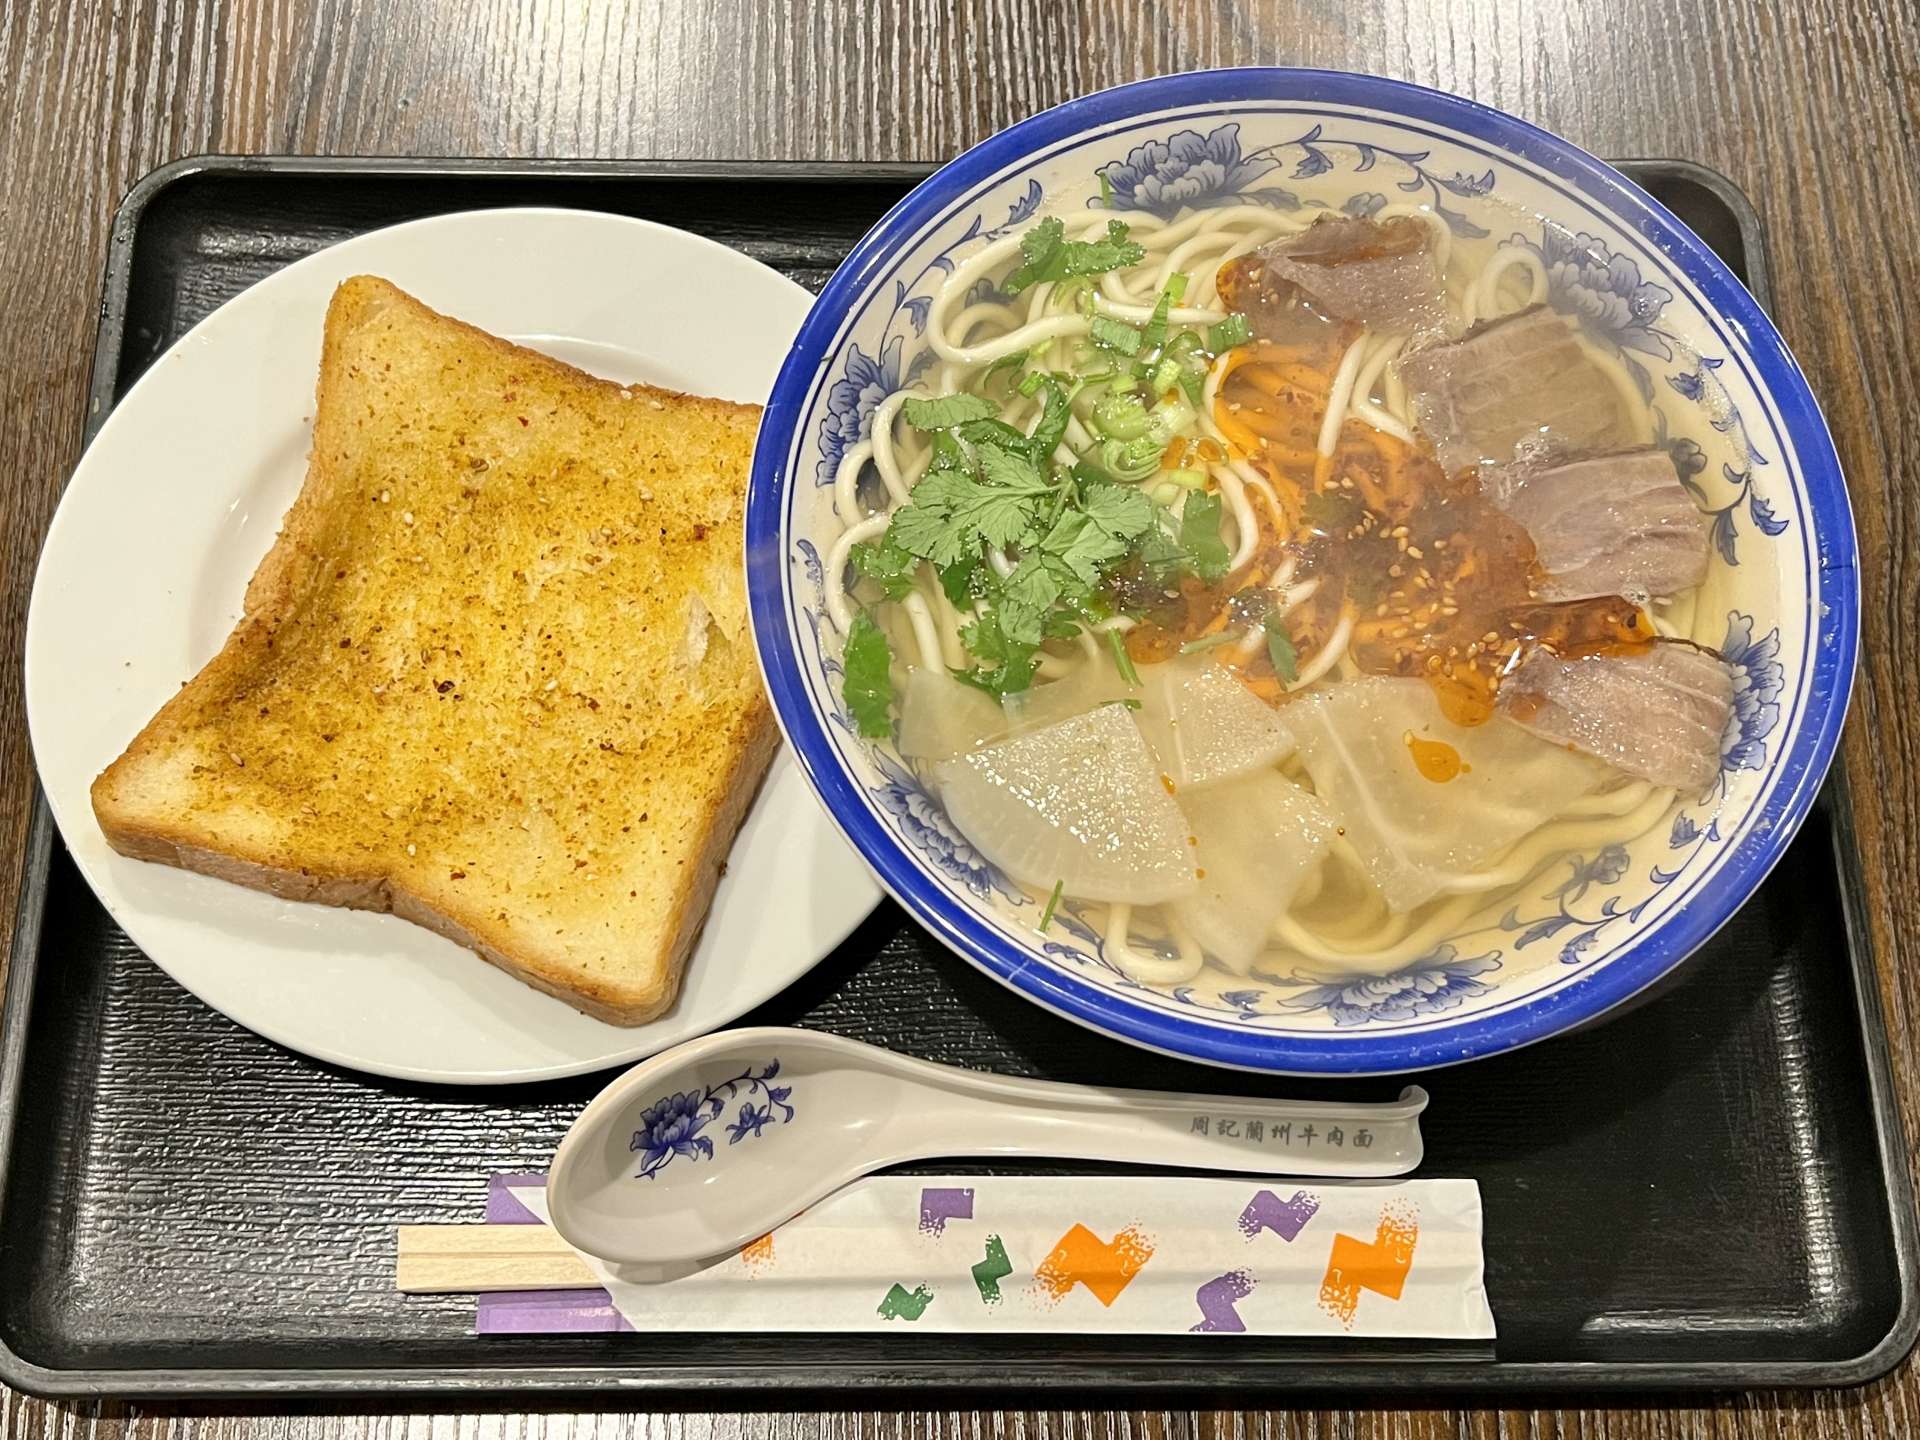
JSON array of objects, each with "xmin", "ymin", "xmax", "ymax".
[
  {"xmin": 1318, "ymin": 1199, "xmax": 1419, "ymax": 1328},
  {"xmin": 739, "ymin": 1233, "xmax": 775, "ymax": 1274},
  {"xmin": 1033, "ymin": 1223, "xmax": 1155, "ymax": 1307}
]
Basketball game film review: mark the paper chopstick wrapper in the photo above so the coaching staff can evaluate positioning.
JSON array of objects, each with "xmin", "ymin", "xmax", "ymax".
[{"xmin": 502, "ymin": 1175, "xmax": 1494, "ymax": 1338}]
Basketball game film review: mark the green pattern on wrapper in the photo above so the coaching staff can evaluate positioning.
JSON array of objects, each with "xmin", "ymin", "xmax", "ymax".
[
  {"xmin": 971, "ymin": 1234, "xmax": 1013, "ymax": 1304},
  {"xmin": 876, "ymin": 1282, "xmax": 934, "ymax": 1321}
]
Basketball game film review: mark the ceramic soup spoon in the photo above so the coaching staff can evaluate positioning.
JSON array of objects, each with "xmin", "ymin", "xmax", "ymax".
[{"xmin": 547, "ymin": 1026, "xmax": 1428, "ymax": 1264}]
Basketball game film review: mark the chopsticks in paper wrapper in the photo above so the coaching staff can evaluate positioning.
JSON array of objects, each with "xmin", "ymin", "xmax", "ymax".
[{"xmin": 400, "ymin": 1173, "xmax": 1495, "ymax": 1338}]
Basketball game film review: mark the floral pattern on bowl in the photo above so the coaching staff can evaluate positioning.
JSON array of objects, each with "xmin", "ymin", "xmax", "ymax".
[{"xmin": 746, "ymin": 69, "xmax": 1857, "ymax": 1074}]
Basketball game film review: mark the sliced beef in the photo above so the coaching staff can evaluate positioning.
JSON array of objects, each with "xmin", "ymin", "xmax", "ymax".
[
  {"xmin": 1483, "ymin": 447, "xmax": 1710, "ymax": 602},
  {"xmin": 1397, "ymin": 304, "xmax": 1634, "ymax": 473},
  {"xmin": 1216, "ymin": 252, "xmax": 1353, "ymax": 351},
  {"xmin": 1497, "ymin": 641, "xmax": 1734, "ymax": 794},
  {"xmin": 1257, "ymin": 215, "xmax": 1448, "ymax": 333}
]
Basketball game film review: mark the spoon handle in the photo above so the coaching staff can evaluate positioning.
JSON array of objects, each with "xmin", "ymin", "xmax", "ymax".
[{"xmin": 912, "ymin": 1083, "xmax": 1428, "ymax": 1177}]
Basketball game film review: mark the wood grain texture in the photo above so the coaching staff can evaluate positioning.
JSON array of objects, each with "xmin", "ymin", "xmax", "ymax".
[{"xmin": 1, "ymin": 0, "xmax": 1917, "ymax": 1433}]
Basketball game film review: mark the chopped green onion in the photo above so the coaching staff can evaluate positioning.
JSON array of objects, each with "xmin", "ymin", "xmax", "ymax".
[
  {"xmin": 1162, "ymin": 467, "xmax": 1208, "ymax": 490},
  {"xmin": 1091, "ymin": 392, "xmax": 1150, "ymax": 441},
  {"xmin": 1089, "ymin": 314, "xmax": 1144, "ymax": 354},
  {"xmin": 1179, "ymin": 629, "xmax": 1242, "ymax": 655},
  {"xmin": 1140, "ymin": 287, "xmax": 1175, "ymax": 355},
  {"xmin": 1207, "ymin": 313, "xmax": 1253, "ymax": 353},
  {"xmin": 1101, "ymin": 697, "xmax": 1145, "ymax": 710},
  {"xmin": 1175, "ymin": 365, "xmax": 1205, "ymax": 409},
  {"xmin": 1149, "ymin": 356, "xmax": 1182, "ymax": 395},
  {"xmin": 1148, "ymin": 394, "xmax": 1196, "ymax": 441},
  {"xmin": 1098, "ymin": 435, "xmax": 1163, "ymax": 482},
  {"xmin": 1016, "ymin": 369, "xmax": 1047, "ymax": 397},
  {"xmin": 1105, "ymin": 627, "xmax": 1141, "ymax": 688},
  {"xmin": 1167, "ymin": 272, "xmax": 1189, "ymax": 302},
  {"xmin": 1098, "ymin": 171, "xmax": 1114, "ymax": 209},
  {"xmin": 1038, "ymin": 878, "xmax": 1065, "ymax": 933}
]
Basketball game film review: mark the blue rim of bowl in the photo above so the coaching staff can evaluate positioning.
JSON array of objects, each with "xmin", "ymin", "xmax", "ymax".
[{"xmin": 746, "ymin": 66, "xmax": 1859, "ymax": 1074}]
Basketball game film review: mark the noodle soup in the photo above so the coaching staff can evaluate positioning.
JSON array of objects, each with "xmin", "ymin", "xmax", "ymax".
[{"xmin": 825, "ymin": 197, "xmax": 1746, "ymax": 989}]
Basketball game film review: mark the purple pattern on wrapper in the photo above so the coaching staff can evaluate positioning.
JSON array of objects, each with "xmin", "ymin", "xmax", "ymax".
[
  {"xmin": 475, "ymin": 1176, "xmax": 622, "ymax": 1335},
  {"xmin": 486, "ymin": 1173, "xmax": 548, "ymax": 1225},
  {"xmin": 919, "ymin": 1186, "xmax": 976, "ymax": 1234},
  {"xmin": 1190, "ymin": 1270, "xmax": 1256, "ymax": 1332},
  {"xmin": 1238, "ymin": 1188, "xmax": 1321, "ymax": 1242},
  {"xmin": 476, "ymin": 1290, "xmax": 633, "ymax": 1334}
]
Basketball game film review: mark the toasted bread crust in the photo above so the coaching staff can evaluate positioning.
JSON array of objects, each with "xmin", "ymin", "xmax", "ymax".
[{"xmin": 91, "ymin": 276, "xmax": 778, "ymax": 1026}]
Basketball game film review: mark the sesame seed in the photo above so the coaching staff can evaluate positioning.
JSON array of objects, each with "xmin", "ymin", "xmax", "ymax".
[
  {"xmin": 544, "ymin": 679, "xmax": 558, "ymax": 691},
  {"xmin": 1406, "ymin": 545, "xmax": 1424, "ymax": 560},
  {"xmin": 228, "ymin": 751, "xmax": 244, "ymax": 766},
  {"xmin": 379, "ymin": 490, "xmax": 391, "ymax": 503},
  {"xmin": 407, "ymin": 843, "xmax": 416, "ymax": 855},
  {"xmin": 402, "ymin": 511, "xmax": 415, "ymax": 525}
]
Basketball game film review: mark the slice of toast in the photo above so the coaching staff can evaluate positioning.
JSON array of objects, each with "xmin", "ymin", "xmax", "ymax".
[{"xmin": 90, "ymin": 276, "xmax": 779, "ymax": 1025}]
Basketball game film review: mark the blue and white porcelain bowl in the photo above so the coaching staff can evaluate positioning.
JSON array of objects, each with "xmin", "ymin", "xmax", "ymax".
[{"xmin": 745, "ymin": 69, "xmax": 1857, "ymax": 1074}]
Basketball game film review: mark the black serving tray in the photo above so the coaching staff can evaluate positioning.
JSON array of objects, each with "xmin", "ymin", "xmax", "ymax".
[{"xmin": 0, "ymin": 156, "xmax": 1912, "ymax": 1400}]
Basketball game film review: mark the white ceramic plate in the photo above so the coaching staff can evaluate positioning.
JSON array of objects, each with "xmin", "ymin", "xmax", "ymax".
[{"xmin": 26, "ymin": 207, "xmax": 881, "ymax": 1085}]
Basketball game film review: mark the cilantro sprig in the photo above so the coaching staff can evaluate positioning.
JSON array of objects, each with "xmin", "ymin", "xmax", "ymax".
[
  {"xmin": 1004, "ymin": 217, "xmax": 1146, "ymax": 296},
  {"xmin": 1264, "ymin": 613, "xmax": 1300, "ymax": 683},
  {"xmin": 841, "ymin": 614, "xmax": 895, "ymax": 739},
  {"xmin": 876, "ymin": 420, "xmax": 1161, "ymax": 695},
  {"xmin": 902, "ymin": 393, "xmax": 998, "ymax": 430},
  {"xmin": 838, "ymin": 217, "xmax": 1249, "ymax": 719},
  {"xmin": 849, "ymin": 535, "xmax": 917, "ymax": 599},
  {"xmin": 1178, "ymin": 491, "xmax": 1233, "ymax": 583}
]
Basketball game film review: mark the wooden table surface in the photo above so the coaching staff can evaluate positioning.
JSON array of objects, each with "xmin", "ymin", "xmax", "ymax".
[{"xmin": 3, "ymin": 0, "xmax": 1917, "ymax": 1434}]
